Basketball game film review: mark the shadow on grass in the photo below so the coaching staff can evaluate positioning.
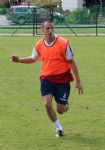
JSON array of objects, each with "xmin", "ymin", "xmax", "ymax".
[{"xmin": 61, "ymin": 133, "xmax": 104, "ymax": 147}]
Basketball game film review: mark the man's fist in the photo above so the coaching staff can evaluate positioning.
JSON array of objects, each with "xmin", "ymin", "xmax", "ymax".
[{"xmin": 9, "ymin": 56, "xmax": 19, "ymax": 63}]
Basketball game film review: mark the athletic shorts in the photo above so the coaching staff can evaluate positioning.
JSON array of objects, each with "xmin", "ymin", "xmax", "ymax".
[{"xmin": 40, "ymin": 79, "xmax": 70, "ymax": 105}]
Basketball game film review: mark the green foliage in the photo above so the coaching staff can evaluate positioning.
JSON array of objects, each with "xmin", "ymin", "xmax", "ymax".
[
  {"xmin": 0, "ymin": 0, "xmax": 3, "ymax": 8},
  {"xmin": 0, "ymin": 7, "xmax": 8, "ymax": 15},
  {"xmin": 0, "ymin": 0, "xmax": 8, "ymax": 14},
  {"xmin": 0, "ymin": 8, "xmax": 2, "ymax": 14},
  {"xmin": 65, "ymin": 8, "xmax": 90, "ymax": 24}
]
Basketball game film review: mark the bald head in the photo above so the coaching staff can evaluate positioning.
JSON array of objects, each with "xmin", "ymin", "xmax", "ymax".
[{"xmin": 41, "ymin": 20, "xmax": 54, "ymax": 28}]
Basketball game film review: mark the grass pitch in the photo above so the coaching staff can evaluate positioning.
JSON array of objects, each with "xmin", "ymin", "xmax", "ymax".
[{"xmin": 0, "ymin": 36, "xmax": 105, "ymax": 150}]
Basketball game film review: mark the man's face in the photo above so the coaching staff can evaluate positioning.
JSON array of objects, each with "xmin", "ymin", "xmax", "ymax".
[{"xmin": 42, "ymin": 22, "xmax": 54, "ymax": 38}]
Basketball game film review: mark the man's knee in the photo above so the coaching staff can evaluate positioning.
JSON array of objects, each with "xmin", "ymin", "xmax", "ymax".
[
  {"xmin": 44, "ymin": 101, "xmax": 52, "ymax": 110},
  {"xmin": 57, "ymin": 104, "xmax": 68, "ymax": 114},
  {"xmin": 44, "ymin": 99, "xmax": 52, "ymax": 111},
  {"xmin": 57, "ymin": 107, "xmax": 65, "ymax": 114},
  {"xmin": 43, "ymin": 95, "xmax": 53, "ymax": 110}
]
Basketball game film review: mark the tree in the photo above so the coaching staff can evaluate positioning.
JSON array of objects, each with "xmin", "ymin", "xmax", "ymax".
[
  {"xmin": 34, "ymin": 0, "xmax": 61, "ymax": 21},
  {"xmin": 34, "ymin": 0, "xmax": 60, "ymax": 7},
  {"xmin": 85, "ymin": 0, "xmax": 105, "ymax": 7},
  {"xmin": 0, "ymin": 0, "xmax": 10, "ymax": 8},
  {"xmin": 0, "ymin": 0, "xmax": 3, "ymax": 7}
]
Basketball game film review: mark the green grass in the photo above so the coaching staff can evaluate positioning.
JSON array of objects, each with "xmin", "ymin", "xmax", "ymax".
[
  {"xmin": 1, "ymin": 27, "xmax": 105, "ymax": 35},
  {"xmin": 0, "ymin": 36, "xmax": 105, "ymax": 150}
]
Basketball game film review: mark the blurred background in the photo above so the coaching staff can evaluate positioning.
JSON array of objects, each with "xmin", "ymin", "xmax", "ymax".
[{"xmin": 0, "ymin": 0, "xmax": 105, "ymax": 36}]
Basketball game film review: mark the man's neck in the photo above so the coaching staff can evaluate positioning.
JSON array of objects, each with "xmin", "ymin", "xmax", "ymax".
[{"xmin": 44, "ymin": 36, "xmax": 55, "ymax": 44}]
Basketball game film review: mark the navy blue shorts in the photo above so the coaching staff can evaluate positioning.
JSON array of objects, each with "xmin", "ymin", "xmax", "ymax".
[{"xmin": 40, "ymin": 80, "xmax": 70, "ymax": 105}]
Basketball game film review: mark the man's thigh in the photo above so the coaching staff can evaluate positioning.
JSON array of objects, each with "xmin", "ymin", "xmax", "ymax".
[
  {"xmin": 54, "ymin": 83, "xmax": 70, "ymax": 105},
  {"xmin": 40, "ymin": 80, "xmax": 54, "ymax": 96}
]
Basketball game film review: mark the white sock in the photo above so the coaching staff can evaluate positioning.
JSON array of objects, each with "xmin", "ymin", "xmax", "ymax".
[{"xmin": 53, "ymin": 120, "xmax": 63, "ymax": 131}]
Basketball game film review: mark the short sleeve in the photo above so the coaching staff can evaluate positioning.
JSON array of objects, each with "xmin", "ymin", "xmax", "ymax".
[
  {"xmin": 31, "ymin": 47, "xmax": 39, "ymax": 60},
  {"xmin": 65, "ymin": 44, "xmax": 74, "ymax": 60}
]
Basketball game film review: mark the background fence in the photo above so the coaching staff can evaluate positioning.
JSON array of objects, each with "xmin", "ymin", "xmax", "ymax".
[{"xmin": 0, "ymin": 6, "xmax": 105, "ymax": 36}]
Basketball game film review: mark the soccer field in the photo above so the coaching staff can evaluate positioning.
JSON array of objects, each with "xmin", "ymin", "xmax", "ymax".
[{"xmin": 0, "ymin": 36, "xmax": 105, "ymax": 150}]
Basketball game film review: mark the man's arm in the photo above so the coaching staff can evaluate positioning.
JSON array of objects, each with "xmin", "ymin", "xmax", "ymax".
[
  {"xmin": 69, "ymin": 59, "xmax": 83, "ymax": 94},
  {"xmin": 9, "ymin": 56, "xmax": 36, "ymax": 64},
  {"xmin": 9, "ymin": 47, "xmax": 39, "ymax": 64}
]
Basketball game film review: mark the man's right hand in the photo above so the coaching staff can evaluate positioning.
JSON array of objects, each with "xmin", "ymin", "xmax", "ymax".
[{"xmin": 9, "ymin": 56, "xmax": 19, "ymax": 63}]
